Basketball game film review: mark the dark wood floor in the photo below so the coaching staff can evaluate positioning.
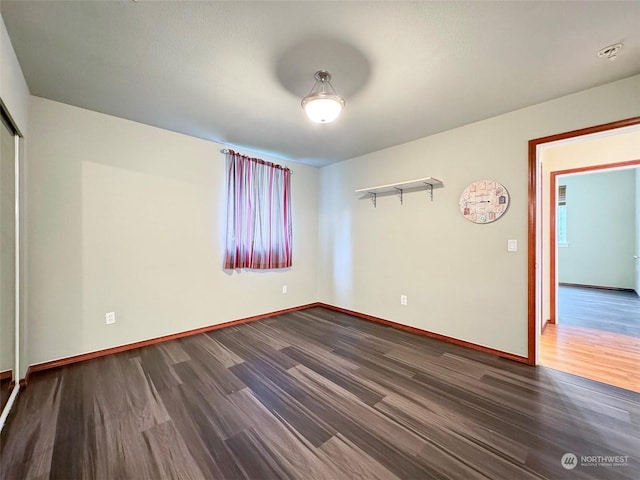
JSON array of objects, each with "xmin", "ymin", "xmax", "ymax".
[
  {"xmin": 558, "ymin": 285, "xmax": 640, "ymax": 337},
  {"xmin": 0, "ymin": 375, "xmax": 12, "ymax": 412},
  {"xmin": 2, "ymin": 307, "xmax": 639, "ymax": 479}
]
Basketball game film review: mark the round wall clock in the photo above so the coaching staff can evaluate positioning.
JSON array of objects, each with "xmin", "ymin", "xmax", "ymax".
[{"xmin": 459, "ymin": 179, "xmax": 510, "ymax": 224}]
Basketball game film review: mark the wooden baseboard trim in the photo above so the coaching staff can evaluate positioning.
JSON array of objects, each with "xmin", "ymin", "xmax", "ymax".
[
  {"xmin": 318, "ymin": 303, "xmax": 529, "ymax": 364},
  {"xmin": 545, "ymin": 317, "xmax": 556, "ymax": 327},
  {"xmin": 22, "ymin": 301, "xmax": 529, "ymax": 383},
  {"xmin": 559, "ymin": 282, "xmax": 635, "ymax": 293},
  {"xmin": 0, "ymin": 370, "xmax": 12, "ymax": 381},
  {"xmin": 24, "ymin": 302, "xmax": 322, "ymax": 384}
]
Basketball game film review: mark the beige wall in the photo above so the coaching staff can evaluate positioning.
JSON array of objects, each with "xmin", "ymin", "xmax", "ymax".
[
  {"xmin": 27, "ymin": 97, "xmax": 318, "ymax": 366},
  {"xmin": 558, "ymin": 169, "xmax": 636, "ymax": 288},
  {"xmin": 319, "ymin": 75, "xmax": 640, "ymax": 358},
  {"xmin": 541, "ymin": 129, "xmax": 640, "ymax": 322}
]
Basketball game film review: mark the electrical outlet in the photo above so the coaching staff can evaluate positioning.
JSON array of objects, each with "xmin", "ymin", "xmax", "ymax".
[
  {"xmin": 400, "ymin": 295, "xmax": 408, "ymax": 306},
  {"xmin": 282, "ymin": 285, "xmax": 288, "ymax": 294},
  {"xmin": 105, "ymin": 312, "xmax": 116, "ymax": 325},
  {"xmin": 508, "ymin": 239, "xmax": 518, "ymax": 252}
]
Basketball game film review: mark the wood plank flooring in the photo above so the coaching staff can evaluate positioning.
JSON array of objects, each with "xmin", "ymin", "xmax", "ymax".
[
  {"xmin": 541, "ymin": 285, "xmax": 640, "ymax": 392},
  {"xmin": 557, "ymin": 285, "xmax": 640, "ymax": 337},
  {"xmin": 2, "ymin": 307, "xmax": 639, "ymax": 479},
  {"xmin": 0, "ymin": 376, "xmax": 12, "ymax": 411},
  {"xmin": 540, "ymin": 323, "xmax": 640, "ymax": 392}
]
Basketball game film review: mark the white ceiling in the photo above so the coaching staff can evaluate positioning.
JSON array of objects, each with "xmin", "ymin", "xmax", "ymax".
[{"xmin": 2, "ymin": 1, "xmax": 639, "ymax": 167}]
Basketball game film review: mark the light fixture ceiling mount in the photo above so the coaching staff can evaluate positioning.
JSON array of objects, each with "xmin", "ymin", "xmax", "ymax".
[
  {"xmin": 597, "ymin": 43, "xmax": 623, "ymax": 61},
  {"xmin": 301, "ymin": 70, "xmax": 345, "ymax": 124}
]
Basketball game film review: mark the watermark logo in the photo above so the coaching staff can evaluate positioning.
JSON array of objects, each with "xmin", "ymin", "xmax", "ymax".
[
  {"xmin": 561, "ymin": 453, "xmax": 578, "ymax": 470},
  {"xmin": 561, "ymin": 452, "xmax": 630, "ymax": 469}
]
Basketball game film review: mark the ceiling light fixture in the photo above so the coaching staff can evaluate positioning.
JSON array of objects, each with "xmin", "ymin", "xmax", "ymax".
[{"xmin": 301, "ymin": 70, "xmax": 345, "ymax": 124}]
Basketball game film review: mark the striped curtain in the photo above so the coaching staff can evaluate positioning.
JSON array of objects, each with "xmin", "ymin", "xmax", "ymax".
[{"xmin": 224, "ymin": 150, "xmax": 292, "ymax": 269}]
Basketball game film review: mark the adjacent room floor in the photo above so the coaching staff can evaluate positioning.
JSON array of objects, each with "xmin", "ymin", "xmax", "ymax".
[
  {"xmin": 2, "ymin": 307, "xmax": 639, "ymax": 479},
  {"xmin": 540, "ymin": 285, "xmax": 640, "ymax": 393}
]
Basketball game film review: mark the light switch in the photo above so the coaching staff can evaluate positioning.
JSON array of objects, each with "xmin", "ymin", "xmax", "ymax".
[{"xmin": 508, "ymin": 239, "xmax": 517, "ymax": 252}]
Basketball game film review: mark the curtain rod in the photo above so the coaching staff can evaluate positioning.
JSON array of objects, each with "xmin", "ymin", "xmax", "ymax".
[{"xmin": 220, "ymin": 149, "xmax": 293, "ymax": 174}]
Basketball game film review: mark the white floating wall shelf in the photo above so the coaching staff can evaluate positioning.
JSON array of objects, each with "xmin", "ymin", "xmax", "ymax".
[{"xmin": 355, "ymin": 177, "xmax": 443, "ymax": 207}]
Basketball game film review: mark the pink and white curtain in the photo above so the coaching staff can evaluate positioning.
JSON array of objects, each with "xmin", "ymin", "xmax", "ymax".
[{"xmin": 224, "ymin": 150, "xmax": 292, "ymax": 269}]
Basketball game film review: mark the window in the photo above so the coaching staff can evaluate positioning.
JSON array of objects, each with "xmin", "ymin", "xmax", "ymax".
[
  {"xmin": 224, "ymin": 150, "xmax": 292, "ymax": 269},
  {"xmin": 557, "ymin": 184, "xmax": 567, "ymax": 245}
]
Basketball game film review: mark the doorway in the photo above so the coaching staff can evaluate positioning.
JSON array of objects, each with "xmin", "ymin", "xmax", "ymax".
[
  {"xmin": 541, "ymin": 163, "xmax": 640, "ymax": 391},
  {"xmin": 549, "ymin": 163, "xmax": 640, "ymax": 325},
  {"xmin": 527, "ymin": 116, "xmax": 640, "ymax": 391}
]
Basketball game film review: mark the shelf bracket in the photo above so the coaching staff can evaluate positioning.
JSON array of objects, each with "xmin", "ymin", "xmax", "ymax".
[
  {"xmin": 394, "ymin": 187, "xmax": 404, "ymax": 205},
  {"xmin": 369, "ymin": 192, "xmax": 377, "ymax": 207},
  {"xmin": 424, "ymin": 183, "xmax": 434, "ymax": 201}
]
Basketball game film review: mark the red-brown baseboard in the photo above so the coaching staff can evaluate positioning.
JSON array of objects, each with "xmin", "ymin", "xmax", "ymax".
[
  {"xmin": 542, "ymin": 318, "xmax": 550, "ymax": 333},
  {"xmin": 22, "ymin": 302, "xmax": 322, "ymax": 386},
  {"xmin": 559, "ymin": 282, "xmax": 635, "ymax": 293},
  {"xmin": 0, "ymin": 370, "xmax": 12, "ymax": 381},
  {"xmin": 20, "ymin": 300, "xmax": 530, "ymax": 385},
  {"xmin": 318, "ymin": 303, "xmax": 529, "ymax": 364}
]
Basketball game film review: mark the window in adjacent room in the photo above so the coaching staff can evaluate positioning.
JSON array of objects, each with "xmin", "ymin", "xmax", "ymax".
[
  {"xmin": 223, "ymin": 150, "xmax": 292, "ymax": 269},
  {"xmin": 557, "ymin": 184, "xmax": 568, "ymax": 246}
]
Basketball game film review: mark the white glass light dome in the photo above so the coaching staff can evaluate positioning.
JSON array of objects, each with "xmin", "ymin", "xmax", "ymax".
[
  {"xmin": 302, "ymin": 95, "xmax": 344, "ymax": 124},
  {"xmin": 301, "ymin": 71, "xmax": 345, "ymax": 124}
]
